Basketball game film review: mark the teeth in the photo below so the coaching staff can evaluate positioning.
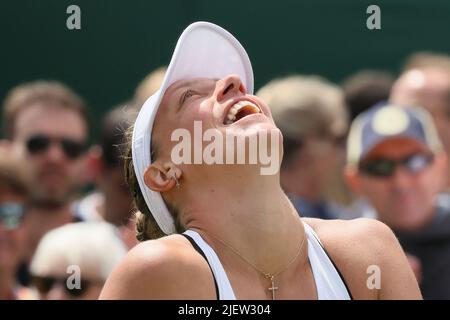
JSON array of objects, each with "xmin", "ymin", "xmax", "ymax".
[
  {"xmin": 229, "ymin": 107, "xmax": 238, "ymax": 115},
  {"xmin": 224, "ymin": 100, "xmax": 261, "ymax": 124}
]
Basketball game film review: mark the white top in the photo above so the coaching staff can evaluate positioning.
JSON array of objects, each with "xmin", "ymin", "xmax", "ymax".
[
  {"xmin": 72, "ymin": 192, "xmax": 104, "ymax": 222},
  {"xmin": 183, "ymin": 222, "xmax": 351, "ymax": 300}
]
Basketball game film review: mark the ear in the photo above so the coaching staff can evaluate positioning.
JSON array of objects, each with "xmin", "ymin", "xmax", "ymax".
[
  {"xmin": 143, "ymin": 162, "xmax": 182, "ymax": 192},
  {"xmin": 343, "ymin": 165, "xmax": 364, "ymax": 196}
]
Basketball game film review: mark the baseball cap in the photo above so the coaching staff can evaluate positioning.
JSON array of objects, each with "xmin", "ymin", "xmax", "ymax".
[
  {"xmin": 346, "ymin": 104, "xmax": 443, "ymax": 166},
  {"xmin": 132, "ymin": 21, "xmax": 254, "ymax": 235}
]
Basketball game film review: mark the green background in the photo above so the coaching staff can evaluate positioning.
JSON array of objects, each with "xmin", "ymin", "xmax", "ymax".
[{"xmin": 2, "ymin": 0, "xmax": 450, "ymax": 137}]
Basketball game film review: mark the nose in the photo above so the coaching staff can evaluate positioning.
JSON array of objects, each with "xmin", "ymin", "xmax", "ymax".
[
  {"xmin": 216, "ymin": 74, "xmax": 246, "ymax": 102},
  {"xmin": 46, "ymin": 142, "xmax": 67, "ymax": 162},
  {"xmin": 391, "ymin": 166, "xmax": 414, "ymax": 191}
]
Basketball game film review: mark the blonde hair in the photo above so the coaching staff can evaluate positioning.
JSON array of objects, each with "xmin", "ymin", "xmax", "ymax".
[
  {"xmin": 134, "ymin": 66, "xmax": 167, "ymax": 107},
  {"xmin": 30, "ymin": 222, "xmax": 127, "ymax": 281},
  {"xmin": 123, "ymin": 126, "xmax": 184, "ymax": 241},
  {"xmin": 257, "ymin": 75, "xmax": 349, "ymax": 139},
  {"xmin": 403, "ymin": 52, "xmax": 450, "ymax": 72}
]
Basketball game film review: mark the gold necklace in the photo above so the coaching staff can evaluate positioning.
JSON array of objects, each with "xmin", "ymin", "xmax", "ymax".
[{"xmin": 206, "ymin": 230, "xmax": 307, "ymax": 300}]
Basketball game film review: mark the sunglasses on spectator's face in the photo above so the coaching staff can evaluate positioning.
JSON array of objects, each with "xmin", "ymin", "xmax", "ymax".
[
  {"xmin": 0, "ymin": 203, "xmax": 25, "ymax": 230},
  {"xmin": 359, "ymin": 153, "xmax": 434, "ymax": 178},
  {"xmin": 31, "ymin": 275, "xmax": 103, "ymax": 298},
  {"xmin": 26, "ymin": 134, "xmax": 86, "ymax": 159}
]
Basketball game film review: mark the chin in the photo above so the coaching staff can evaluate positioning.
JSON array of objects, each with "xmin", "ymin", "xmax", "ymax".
[{"xmin": 225, "ymin": 118, "xmax": 278, "ymax": 134}]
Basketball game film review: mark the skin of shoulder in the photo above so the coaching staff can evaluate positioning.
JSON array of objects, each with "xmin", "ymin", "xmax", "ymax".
[
  {"xmin": 99, "ymin": 234, "xmax": 217, "ymax": 299},
  {"xmin": 302, "ymin": 217, "xmax": 422, "ymax": 300},
  {"xmin": 99, "ymin": 218, "xmax": 422, "ymax": 300}
]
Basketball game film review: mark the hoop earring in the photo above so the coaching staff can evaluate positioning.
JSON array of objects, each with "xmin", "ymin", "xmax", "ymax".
[{"xmin": 171, "ymin": 175, "xmax": 181, "ymax": 189}]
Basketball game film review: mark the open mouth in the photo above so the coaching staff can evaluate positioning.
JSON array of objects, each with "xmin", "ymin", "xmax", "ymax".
[{"xmin": 223, "ymin": 100, "xmax": 262, "ymax": 125}]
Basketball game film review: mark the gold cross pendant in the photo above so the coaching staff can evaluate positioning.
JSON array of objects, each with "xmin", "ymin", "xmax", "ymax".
[{"xmin": 267, "ymin": 275, "xmax": 278, "ymax": 300}]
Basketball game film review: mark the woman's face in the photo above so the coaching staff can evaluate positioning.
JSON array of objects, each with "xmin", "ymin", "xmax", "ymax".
[{"xmin": 151, "ymin": 74, "xmax": 278, "ymax": 164}]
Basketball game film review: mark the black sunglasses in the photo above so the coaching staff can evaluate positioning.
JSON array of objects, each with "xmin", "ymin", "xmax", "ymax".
[
  {"xmin": 31, "ymin": 275, "xmax": 102, "ymax": 298},
  {"xmin": 359, "ymin": 153, "xmax": 434, "ymax": 178},
  {"xmin": 0, "ymin": 202, "xmax": 25, "ymax": 230},
  {"xmin": 26, "ymin": 134, "xmax": 86, "ymax": 159}
]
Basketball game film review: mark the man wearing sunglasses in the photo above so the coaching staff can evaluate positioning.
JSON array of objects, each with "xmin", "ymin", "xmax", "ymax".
[
  {"xmin": 1, "ymin": 81, "xmax": 90, "ymax": 283},
  {"xmin": 344, "ymin": 104, "xmax": 450, "ymax": 299},
  {"xmin": 390, "ymin": 52, "xmax": 450, "ymax": 190}
]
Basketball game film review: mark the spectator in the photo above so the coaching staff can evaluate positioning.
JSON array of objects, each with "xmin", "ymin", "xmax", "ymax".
[
  {"xmin": 257, "ymin": 75, "xmax": 350, "ymax": 219},
  {"xmin": 74, "ymin": 104, "xmax": 138, "ymax": 248},
  {"xmin": 2, "ymin": 80, "xmax": 91, "ymax": 282},
  {"xmin": 390, "ymin": 52, "xmax": 450, "ymax": 188},
  {"xmin": 342, "ymin": 69, "xmax": 395, "ymax": 121},
  {"xmin": 30, "ymin": 222, "xmax": 127, "ymax": 300},
  {"xmin": 344, "ymin": 104, "xmax": 450, "ymax": 299}
]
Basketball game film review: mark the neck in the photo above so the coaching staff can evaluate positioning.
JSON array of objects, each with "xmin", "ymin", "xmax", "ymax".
[
  {"xmin": 98, "ymin": 197, "xmax": 118, "ymax": 226},
  {"xmin": 23, "ymin": 204, "xmax": 73, "ymax": 262},
  {"xmin": 180, "ymin": 166, "xmax": 306, "ymax": 275},
  {"xmin": 101, "ymin": 197, "xmax": 131, "ymax": 227}
]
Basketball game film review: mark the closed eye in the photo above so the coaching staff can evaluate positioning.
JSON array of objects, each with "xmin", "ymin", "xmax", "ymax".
[{"xmin": 180, "ymin": 89, "xmax": 198, "ymax": 106}]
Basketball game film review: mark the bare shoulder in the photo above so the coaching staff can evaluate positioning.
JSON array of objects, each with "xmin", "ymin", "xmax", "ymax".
[
  {"xmin": 302, "ymin": 218, "xmax": 399, "ymax": 271},
  {"xmin": 99, "ymin": 234, "xmax": 216, "ymax": 299},
  {"xmin": 302, "ymin": 217, "xmax": 396, "ymax": 253},
  {"xmin": 301, "ymin": 217, "xmax": 422, "ymax": 300}
]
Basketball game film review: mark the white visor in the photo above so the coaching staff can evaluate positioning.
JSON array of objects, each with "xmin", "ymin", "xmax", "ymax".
[{"xmin": 131, "ymin": 21, "xmax": 254, "ymax": 235}]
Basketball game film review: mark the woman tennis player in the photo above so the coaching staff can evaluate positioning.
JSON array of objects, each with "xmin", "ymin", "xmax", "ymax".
[{"xmin": 99, "ymin": 22, "xmax": 421, "ymax": 300}]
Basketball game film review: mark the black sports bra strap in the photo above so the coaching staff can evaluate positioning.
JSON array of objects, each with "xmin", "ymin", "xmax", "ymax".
[{"xmin": 181, "ymin": 233, "xmax": 220, "ymax": 300}]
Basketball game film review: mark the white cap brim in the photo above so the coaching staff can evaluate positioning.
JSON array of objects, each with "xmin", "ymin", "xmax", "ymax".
[{"xmin": 132, "ymin": 21, "xmax": 254, "ymax": 235}]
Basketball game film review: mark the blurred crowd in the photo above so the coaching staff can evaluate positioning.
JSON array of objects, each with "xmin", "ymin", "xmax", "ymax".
[{"xmin": 2, "ymin": 51, "xmax": 450, "ymax": 300}]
